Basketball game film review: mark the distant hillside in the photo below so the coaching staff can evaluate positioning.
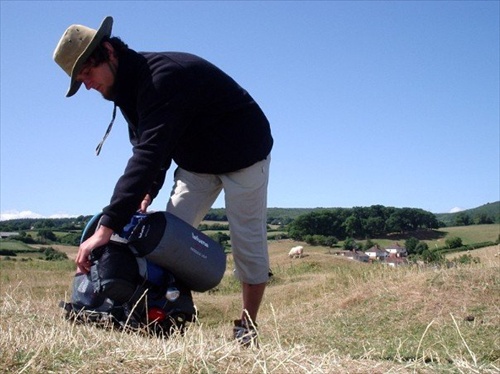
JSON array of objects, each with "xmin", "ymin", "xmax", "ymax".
[
  {"xmin": 1, "ymin": 202, "xmax": 498, "ymax": 231},
  {"xmin": 435, "ymin": 201, "xmax": 499, "ymax": 226},
  {"xmin": 270, "ymin": 203, "xmax": 500, "ymax": 227},
  {"xmin": 266, "ymin": 207, "xmax": 333, "ymax": 225},
  {"xmin": 205, "ymin": 207, "xmax": 333, "ymax": 225}
]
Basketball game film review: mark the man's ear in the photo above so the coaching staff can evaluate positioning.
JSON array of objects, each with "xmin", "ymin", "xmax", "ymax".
[{"xmin": 103, "ymin": 42, "xmax": 116, "ymax": 59}]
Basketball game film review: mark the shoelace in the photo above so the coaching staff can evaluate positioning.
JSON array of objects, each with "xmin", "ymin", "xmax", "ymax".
[{"xmin": 95, "ymin": 104, "xmax": 117, "ymax": 156}]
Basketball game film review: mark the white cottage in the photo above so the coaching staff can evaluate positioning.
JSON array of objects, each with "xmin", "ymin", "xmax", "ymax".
[
  {"xmin": 385, "ymin": 243, "xmax": 407, "ymax": 258},
  {"xmin": 365, "ymin": 245, "xmax": 389, "ymax": 260}
]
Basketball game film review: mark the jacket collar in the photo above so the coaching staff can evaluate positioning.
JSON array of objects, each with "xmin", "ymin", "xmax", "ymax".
[{"xmin": 113, "ymin": 49, "xmax": 147, "ymax": 108}]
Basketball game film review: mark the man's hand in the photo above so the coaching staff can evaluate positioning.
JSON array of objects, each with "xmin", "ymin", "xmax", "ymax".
[
  {"xmin": 76, "ymin": 225, "xmax": 113, "ymax": 273},
  {"xmin": 139, "ymin": 194, "xmax": 152, "ymax": 213}
]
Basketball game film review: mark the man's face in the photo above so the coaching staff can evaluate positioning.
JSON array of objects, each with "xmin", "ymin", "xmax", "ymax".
[{"xmin": 76, "ymin": 52, "xmax": 117, "ymax": 100}]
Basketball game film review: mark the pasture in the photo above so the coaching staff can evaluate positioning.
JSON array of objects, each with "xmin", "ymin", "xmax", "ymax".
[{"xmin": 1, "ymin": 235, "xmax": 498, "ymax": 373}]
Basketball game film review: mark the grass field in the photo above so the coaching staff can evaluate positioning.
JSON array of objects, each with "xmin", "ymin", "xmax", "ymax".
[
  {"xmin": 1, "ymin": 231, "xmax": 499, "ymax": 373},
  {"xmin": 345, "ymin": 224, "xmax": 499, "ymax": 251},
  {"xmin": 0, "ymin": 241, "xmax": 33, "ymax": 251},
  {"xmin": 436, "ymin": 225, "xmax": 500, "ymax": 246}
]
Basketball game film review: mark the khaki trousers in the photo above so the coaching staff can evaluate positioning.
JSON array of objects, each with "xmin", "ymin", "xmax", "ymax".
[{"xmin": 166, "ymin": 156, "xmax": 271, "ymax": 284}]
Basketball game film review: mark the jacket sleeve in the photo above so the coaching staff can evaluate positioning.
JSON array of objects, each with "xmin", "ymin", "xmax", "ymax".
[
  {"xmin": 149, "ymin": 164, "xmax": 170, "ymax": 200},
  {"xmin": 100, "ymin": 69, "xmax": 192, "ymax": 232},
  {"xmin": 128, "ymin": 125, "xmax": 170, "ymax": 201}
]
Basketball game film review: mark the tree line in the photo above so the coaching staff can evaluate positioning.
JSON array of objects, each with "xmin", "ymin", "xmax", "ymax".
[
  {"xmin": 434, "ymin": 201, "xmax": 499, "ymax": 225},
  {"xmin": 0, "ymin": 203, "xmax": 497, "ymax": 243},
  {"xmin": 0, "ymin": 215, "xmax": 92, "ymax": 232},
  {"xmin": 287, "ymin": 205, "xmax": 439, "ymax": 242}
]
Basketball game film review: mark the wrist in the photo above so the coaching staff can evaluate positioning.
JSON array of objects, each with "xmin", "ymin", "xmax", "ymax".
[{"xmin": 97, "ymin": 225, "xmax": 113, "ymax": 239}]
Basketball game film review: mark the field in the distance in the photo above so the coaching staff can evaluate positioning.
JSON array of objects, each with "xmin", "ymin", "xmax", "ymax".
[{"xmin": 0, "ymin": 226, "xmax": 499, "ymax": 373}]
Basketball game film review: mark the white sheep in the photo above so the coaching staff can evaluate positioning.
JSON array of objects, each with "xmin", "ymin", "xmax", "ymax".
[{"xmin": 288, "ymin": 245, "xmax": 304, "ymax": 259}]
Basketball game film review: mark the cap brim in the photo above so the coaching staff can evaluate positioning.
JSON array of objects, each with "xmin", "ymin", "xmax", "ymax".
[{"xmin": 66, "ymin": 16, "xmax": 113, "ymax": 97}]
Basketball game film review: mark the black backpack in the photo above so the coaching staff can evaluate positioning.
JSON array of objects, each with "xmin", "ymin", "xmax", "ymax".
[{"xmin": 60, "ymin": 212, "xmax": 223, "ymax": 336}]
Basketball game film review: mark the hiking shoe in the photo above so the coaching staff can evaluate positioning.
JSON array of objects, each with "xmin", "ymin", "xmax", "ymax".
[{"xmin": 233, "ymin": 319, "xmax": 258, "ymax": 347}]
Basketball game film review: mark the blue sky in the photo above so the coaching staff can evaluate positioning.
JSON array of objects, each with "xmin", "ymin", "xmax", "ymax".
[{"xmin": 1, "ymin": 1, "xmax": 499, "ymax": 220}]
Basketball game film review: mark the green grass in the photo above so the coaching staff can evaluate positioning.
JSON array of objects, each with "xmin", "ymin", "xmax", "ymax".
[
  {"xmin": 436, "ymin": 224, "xmax": 500, "ymax": 245},
  {"xmin": 350, "ymin": 224, "xmax": 499, "ymax": 250},
  {"xmin": 0, "ymin": 240, "xmax": 33, "ymax": 251},
  {"xmin": 0, "ymin": 223, "xmax": 498, "ymax": 373},
  {"xmin": 1, "ymin": 242, "xmax": 499, "ymax": 373}
]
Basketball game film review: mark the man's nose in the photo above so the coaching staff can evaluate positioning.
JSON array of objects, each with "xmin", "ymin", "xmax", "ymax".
[{"xmin": 83, "ymin": 80, "xmax": 92, "ymax": 90}]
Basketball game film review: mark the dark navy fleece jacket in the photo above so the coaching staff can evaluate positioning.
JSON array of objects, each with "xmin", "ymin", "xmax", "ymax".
[{"xmin": 99, "ymin": 49, "xmax": 273, "ymax": 232}]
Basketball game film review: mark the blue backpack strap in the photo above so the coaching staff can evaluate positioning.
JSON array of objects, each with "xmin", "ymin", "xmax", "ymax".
[{"xmin": 81, "ymin": 213, "xmax": 104, "ymax": 244}]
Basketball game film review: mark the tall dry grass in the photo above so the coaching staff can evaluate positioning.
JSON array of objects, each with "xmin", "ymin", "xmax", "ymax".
[{"xmin": 1, "ymin": 242, "xmax": 499, "ymax": 373}]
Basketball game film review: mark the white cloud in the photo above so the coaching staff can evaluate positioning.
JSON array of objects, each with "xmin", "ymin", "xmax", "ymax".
[
  {"xmin": 0, "ymin": 210, "xmax": 77, "ymax": 221},
  {"xmin": 449, "ymin": 207, "xmax": 465, "ymax": 213},
  {"xmin": 48, "ymin": 213, "xmax": 77, "ymax": 219},
  {"xmin": 0, "ymin": 210, "xmax": 43, "ymax": 221}
]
